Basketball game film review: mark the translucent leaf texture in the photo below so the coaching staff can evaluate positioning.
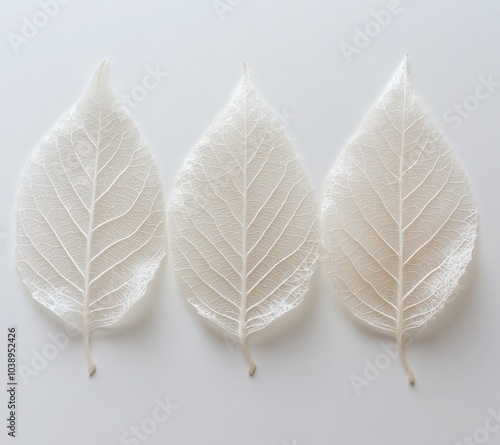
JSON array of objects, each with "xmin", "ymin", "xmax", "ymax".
[
  {"xmin": 322, "ymin": 58, "xmax": 478, "ymax": 382},
  {"xmin": 168, "ymin": 67, "xmax": 319, "ymax": 375},
  {"xmin": 16, "ymin": 62, "xmax": 166, "ymax": 375}
]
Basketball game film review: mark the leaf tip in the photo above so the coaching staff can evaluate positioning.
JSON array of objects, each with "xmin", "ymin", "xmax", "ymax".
[
  {"xmin": 401, "ymin": 54, "xmax": 409, "ymax": 73},
  {"xmin": 90, "ymin": 60, "xmax": 109, "ymax": 91},
  {"xmin": 89, "ymin": 362, "xmax": 96, "ymax": 376},
  {"xmin": 238, "ymin": 63, "xmax": 254, "ymax": 93},
  {"xmin": 242, "ymin": 62, "xmax": 251, "ymax": 81},
  {"xmin": 391, "ymin": 55, "xmax": 410, "ymax": 89}
]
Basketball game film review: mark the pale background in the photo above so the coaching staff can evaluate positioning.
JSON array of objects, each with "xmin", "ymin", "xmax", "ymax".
[{"xmin": 1, "ymin": 1, "xmax": 499, "ymax": 444}]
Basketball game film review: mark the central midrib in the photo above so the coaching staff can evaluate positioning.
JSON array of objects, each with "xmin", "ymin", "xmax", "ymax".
[
  {"xmin": 396, "ymin": 72, "xmax": 407, "ymax": 340},
  {"xmin": 83, "ymin": 102, "xmax": 103, "ymax": 337},
  {"xmin": 239, "ymin": 88, "xmax": 249, "ymax": 341}
]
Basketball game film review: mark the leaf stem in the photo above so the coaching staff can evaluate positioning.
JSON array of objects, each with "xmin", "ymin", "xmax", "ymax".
[
  {"xmin": 242, "ymin": 336, "xmax": 256, "ymax": 376},
  {"xmin": 83, "ymin": 324, "xmax": 96, "ymax": 376},
  {"xmin": 397, "ymin": 336, "xmax": 414, "ymax": 384}
]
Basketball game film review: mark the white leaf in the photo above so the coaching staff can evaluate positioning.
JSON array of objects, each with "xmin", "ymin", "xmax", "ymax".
[
  {"xmin": 322, "ymin": 57, "xmax": 478, "ymax": 382},
  {"xmin": 168, "ymin": 67, "xmax": 319, "ymax": 375},
  {"xmin": 16, "ymin": 62, "xmax": 167, "ymax": 375}
]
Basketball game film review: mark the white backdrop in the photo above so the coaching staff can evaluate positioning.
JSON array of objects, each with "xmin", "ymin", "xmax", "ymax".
[{"xmin": 1, "ymin": 1, "xmax": 499, "ymax": 444}]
